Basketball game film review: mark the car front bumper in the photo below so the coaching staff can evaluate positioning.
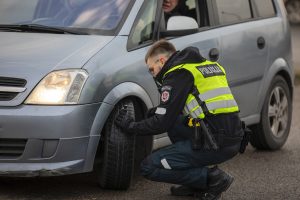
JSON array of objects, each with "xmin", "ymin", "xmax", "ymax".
[{"xmin": 0, "ymin": 103, "xmax": 105, "ymax": 176}]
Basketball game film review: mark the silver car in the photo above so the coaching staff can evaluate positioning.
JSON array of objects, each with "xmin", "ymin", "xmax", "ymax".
[{"xmin": 0, "ymin": 0, "xmax": 293, "ymax": 189}]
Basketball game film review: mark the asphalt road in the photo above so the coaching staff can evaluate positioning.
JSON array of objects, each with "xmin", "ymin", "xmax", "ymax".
[{"xmin": 0, "ymin": 88, "xmax": 299, "ymax": 200}]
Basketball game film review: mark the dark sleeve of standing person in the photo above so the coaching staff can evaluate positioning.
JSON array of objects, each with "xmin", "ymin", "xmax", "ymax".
[{"xmin": 126, "ymin": 69, "xmax": 194, "ymax": 135}]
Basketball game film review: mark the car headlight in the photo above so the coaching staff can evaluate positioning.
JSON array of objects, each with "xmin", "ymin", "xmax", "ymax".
[{"xmin": 25, "ymin": 69, "xmax": 88, "ymax": 105}]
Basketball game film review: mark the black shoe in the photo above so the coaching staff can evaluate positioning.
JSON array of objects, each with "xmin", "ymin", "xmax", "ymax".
[
  {"xmin": 198, "ymin": 166, "xmax": 234, "ymax": 200},
  {"xmin": 170, "ymin": 185, "xmax": 196, "ymax": 196},
  {"xmin": 208, "ymin": 167, "xmax": 234, "ymax": 192}
]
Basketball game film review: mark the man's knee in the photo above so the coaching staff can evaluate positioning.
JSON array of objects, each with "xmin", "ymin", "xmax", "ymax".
[{"xmin": 140, "ymin": 156, "xmax": 159, "ymax": 180}]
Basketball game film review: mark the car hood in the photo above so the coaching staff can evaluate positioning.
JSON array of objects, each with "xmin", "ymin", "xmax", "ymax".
[{"xmin": 0, "ymin": 32, "xmax": 114, "ymax": 106}]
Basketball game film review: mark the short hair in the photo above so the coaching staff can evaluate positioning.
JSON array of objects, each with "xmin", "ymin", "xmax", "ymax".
[{"xmin": 145, "ymin": 39, "xmax": 176, "ymax": 63}]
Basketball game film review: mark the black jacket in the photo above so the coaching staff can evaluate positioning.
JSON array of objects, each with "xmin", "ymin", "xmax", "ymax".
[{"xmin": 128, "ymin": 47, "xmax": 206, "ymax": 135}]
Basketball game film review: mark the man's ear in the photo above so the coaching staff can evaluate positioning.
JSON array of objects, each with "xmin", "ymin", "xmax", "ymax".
[{"xmin": 159, "ymin": 57, "xmax": 166, "ymax": 65}]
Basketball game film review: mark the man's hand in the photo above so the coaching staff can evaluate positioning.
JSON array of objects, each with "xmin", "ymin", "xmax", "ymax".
[
  {"xmin": 146, "ymin": 107, "xmax": 157, "ymax": 118},
  {"xmin": 115, "ymin": 107, "xmax": 134, "ymax": 133}
]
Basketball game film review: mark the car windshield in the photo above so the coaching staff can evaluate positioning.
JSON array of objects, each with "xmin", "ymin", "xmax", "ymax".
[{"xmin": 0, "ymin": 0, "xmax": 131, "ymax": 35}]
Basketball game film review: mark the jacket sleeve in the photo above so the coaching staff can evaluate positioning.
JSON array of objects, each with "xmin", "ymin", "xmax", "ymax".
[{"xmin": 128, "ymin": 70, "xmax": 194, "ymax": 135}]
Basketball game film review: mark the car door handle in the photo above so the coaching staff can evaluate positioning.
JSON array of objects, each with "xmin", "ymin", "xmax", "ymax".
[
  {"xmin": 209, "ymin": 48, "xmax": 219, "ymax": 61},
  {"xmin": 257, "ymin": 36, "xmax": 265, "ymax": 49}
]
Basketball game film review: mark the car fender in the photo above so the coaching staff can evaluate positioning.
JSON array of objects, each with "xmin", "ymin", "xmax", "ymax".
[
  {"xmin": 257, "ymin": 58, "xmax": 294, "ymax": 116},
  {"xmin": 83, "ymin": 82, "xmax": 154, "ymax": 171}
]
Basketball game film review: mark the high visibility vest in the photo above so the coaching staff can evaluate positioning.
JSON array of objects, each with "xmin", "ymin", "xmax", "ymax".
[{"xmin": 164, "ymin": 60, "xmax": 239, "ymax": 119}]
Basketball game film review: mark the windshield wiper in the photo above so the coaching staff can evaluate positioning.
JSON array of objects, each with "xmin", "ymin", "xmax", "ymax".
[{"xmin": 0, "ymin": 24, "xmax": 87, "ymax": 35}]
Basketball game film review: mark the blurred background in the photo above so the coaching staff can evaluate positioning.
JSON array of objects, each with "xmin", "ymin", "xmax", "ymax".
[
  {"xmin": 285, "ymin": 0, "xmax": 300, "ymax": 25},
  {"xmin": 285, "ymin": 0, "xmax": 300, "ymax": 77}
]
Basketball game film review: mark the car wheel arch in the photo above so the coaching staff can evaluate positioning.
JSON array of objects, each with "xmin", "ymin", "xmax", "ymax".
[
  {"xmin": 89, "ymin": 82, "xmax": 154, "ymax": 137},
  {"xmin": 84, "ymin": 82, "xmax": 155, "ymax": 187},
  {"xmin": 247, "ymin": 57, "xmax": 293, "ymax": 150},
  {"xmin": 256, "ymin": 58, "xmax": 294, "ymax": 115},
  {"xmin": 250, "ymin": 72, "xmax": 293, "ymax": 150}
]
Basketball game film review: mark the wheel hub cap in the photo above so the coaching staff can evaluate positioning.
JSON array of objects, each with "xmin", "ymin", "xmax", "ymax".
[{"xmin": 268, "ymin": 86, "xmax": 288, "ymax": 138}]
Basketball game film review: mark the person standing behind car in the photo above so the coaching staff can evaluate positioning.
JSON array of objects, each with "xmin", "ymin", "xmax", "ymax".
[{"xmin": 115, "ymin": 39, "xmax": 245, "ymax": 200}]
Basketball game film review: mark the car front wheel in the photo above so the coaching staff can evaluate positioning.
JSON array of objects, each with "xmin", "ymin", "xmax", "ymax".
[{"xmin": 96, "ymin": 99, "xmax": 136, "ymax": 190}]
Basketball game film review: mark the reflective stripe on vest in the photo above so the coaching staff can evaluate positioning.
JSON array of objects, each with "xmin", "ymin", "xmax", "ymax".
[
  {"xmin": 199, "ymin": 87, "xmax": 232, "ymax": 101},
  {"xmin": 185, "ymin": 99, "xmax": 238, "ymax": 118},
  {"xmin": 164, "ymin": 61, "xmax": 239, "ymax": 119}
]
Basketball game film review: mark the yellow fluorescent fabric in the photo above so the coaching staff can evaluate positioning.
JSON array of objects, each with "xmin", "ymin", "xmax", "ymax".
[{"xmin": 164, "ymin": 61, "xmax": 239, "ymax": 119}]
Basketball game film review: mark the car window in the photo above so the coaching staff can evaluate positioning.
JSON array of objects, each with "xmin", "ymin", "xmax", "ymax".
[
  {"xmin": 128, "ymin": 0, "xmax": 208, "ymax": 49},
  {"xmin": 0, "ymin": 0, "xmax": 38, "ymax": 23},
  {"xmin": 214, "ymin": 0, "xmax": 252, "ymax": 25},
  {"xmin": 69, "ymin": 0, "xmax": 131, "ymax": 30},
  {"xmin": 186, "ymin": 0, "xmax": 196, "ymax": 10},
  {"xmin": 128, "ymin": 0, "xmax": 157, "ymax": 48},
  {"xmin": 183, "ymin": 0, "xmax": 199, "ymax": 24},
  {"xmin": 0, "ymin": 0, "xmax": 132, "ymax": 33},
  {"xmin": 163, "ymin": 0, "xmax": 198, "ymax": 27},
  {"xmin": 251, "ymin": 0, "xmax": 275, "ymax": 18}
]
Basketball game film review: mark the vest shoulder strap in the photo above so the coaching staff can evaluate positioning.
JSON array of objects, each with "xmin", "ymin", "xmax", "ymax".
[{"xmin": 191, "ymin": 86, "xmax": 212, "ymax": 117}]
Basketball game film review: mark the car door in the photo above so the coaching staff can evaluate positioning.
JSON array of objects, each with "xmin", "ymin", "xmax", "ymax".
[{"xmin": 209, "ymin": 0, "xmax": 269, "ymax": 119}]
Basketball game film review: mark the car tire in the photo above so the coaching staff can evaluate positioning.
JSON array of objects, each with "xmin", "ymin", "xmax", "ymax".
[
  {"xmin": 250, "ymin": 76, "xmax": 292, "ymax": 150},
  {"xmin": 96, "ymin": 99, "xmax": 136, "ymax": 190}
]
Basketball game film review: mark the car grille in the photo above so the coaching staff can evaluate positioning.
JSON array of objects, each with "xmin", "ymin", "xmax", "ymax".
[
  {"xmin": 0, "ymin": 91, "xmax": 19, "ymax": 101},
  {"xmin": 0, "ymin": 77, "xmax": 27, "ymax": 101},
  {"xmin": 0, "ymin": 139, "xmax": 27, "ymax": 159}
]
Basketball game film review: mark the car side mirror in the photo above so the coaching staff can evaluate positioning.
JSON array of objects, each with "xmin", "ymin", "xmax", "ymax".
[{"xmin": 167, "ymin": 16, "xmax": 198, "ymax": 31}]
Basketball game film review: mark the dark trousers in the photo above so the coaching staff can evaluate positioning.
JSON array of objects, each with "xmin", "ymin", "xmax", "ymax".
[{"xmin": 140, "ymin": 116, "xmax": 240, "ymax": 189}]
